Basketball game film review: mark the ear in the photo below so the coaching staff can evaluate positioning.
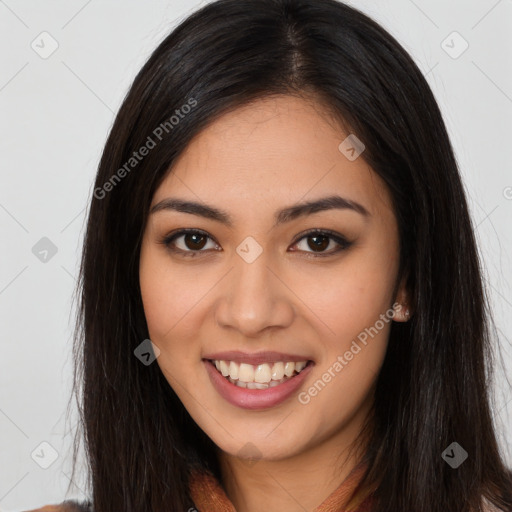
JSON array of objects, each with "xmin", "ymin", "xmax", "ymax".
[{"xmin": 392, "ymin": 274, "xmax": 412, "ymax": 322}]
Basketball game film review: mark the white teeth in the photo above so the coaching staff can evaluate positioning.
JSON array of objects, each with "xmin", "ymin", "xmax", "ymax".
[
  {"xmin": 246, "ymin": 382, "xmax": 269, "ymax": 389},
  {"xmin": 229, "ymin": 376, "xmax": 285, "ymax": 388},
  {"xmin": 238, "ymin": 363, "xmax": 255, "ymax": 382},
  {"xmin": 284, "ymin": 362, "xmax": 295, "ymax": 377},
  {"xmin": 295, "ymin": 361, "xmax": 306, "ymax": 372},
  {"xmin": 254, "ymin": 363, "xmax": 272, "ymax": 383},
  {"xmin": 271, "ymin": 362, "xmax": 285, "ymax": 380},
  {"xmin": 219, "ymin": 360, "xmax": 230, "ymax": 377},
  {"xmin": 212, "ymin": 359, "xmax": 309, "ymax": 386},
  {"xmin": 229, "ymin": 361, "xmax": 239, "ymax": 380}
]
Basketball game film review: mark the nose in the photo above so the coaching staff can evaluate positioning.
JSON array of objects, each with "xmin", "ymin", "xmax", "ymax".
[{"xmin": 214, "ymin": 249, "xmax": 295, "ymax": 337}]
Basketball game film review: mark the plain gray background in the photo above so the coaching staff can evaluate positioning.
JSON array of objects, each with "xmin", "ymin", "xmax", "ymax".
[{"xmin": 1, "ymin": 0, "xmax": 511, "ymax": 510}]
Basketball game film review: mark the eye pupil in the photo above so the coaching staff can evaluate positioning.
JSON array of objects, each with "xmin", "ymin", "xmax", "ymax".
[
  {"xmin": 185, "ymin": 233, "xmax": 207, "ymax": 250},
  {"xmin": 164, "ymin": 229, "xmax": 348, "ymax": 258},
  {"xmin": 308, "ymin": 235, "xmax": 329, "ymax": 252}
]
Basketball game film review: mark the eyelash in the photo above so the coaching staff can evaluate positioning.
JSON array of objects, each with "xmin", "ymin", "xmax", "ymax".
[{"xmin": 158, "ymin": 228, "xmax": 352, "ymax": 259}]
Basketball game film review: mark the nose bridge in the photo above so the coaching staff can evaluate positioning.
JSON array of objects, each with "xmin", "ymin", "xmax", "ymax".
[{"xmin": 214, "ymin": 237, "xmax": 293, "ymax": 335}]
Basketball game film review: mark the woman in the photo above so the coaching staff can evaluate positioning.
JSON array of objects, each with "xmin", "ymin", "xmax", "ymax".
[{"xmin": 28, "ymin": 0, "xmax": 512, "ymax": 511}]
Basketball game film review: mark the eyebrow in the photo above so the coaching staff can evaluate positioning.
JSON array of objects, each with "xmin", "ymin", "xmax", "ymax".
[{"xmin": 150, "ymin": 194, "xmax": 370, "ymax": 228}]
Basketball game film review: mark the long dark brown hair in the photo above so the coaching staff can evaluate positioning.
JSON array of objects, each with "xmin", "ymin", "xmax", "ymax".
[{"xmin": 66, "ymin": 0, "xmax": 512, "ymax": 510}]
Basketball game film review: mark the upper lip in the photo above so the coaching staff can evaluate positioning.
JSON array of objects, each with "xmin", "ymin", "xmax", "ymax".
[{"xmin": 202, "ymin": 350, "xmax": 313, "ymax": 366}]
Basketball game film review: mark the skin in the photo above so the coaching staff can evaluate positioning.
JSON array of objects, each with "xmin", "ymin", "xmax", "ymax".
[{"xmin": 139, "ymin": 94, "xmax": 410, "ymax": 512}]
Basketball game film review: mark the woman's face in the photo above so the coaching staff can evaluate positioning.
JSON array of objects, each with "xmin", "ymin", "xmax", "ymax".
[{"xmin": 139, "ymin": 94, "xmax": 408, "ymax": 463}]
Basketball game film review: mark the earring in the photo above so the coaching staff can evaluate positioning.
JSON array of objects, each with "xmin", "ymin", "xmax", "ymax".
[{"xmin": 393, "ymin": 303, "xmax": 410, "ymax": 321}]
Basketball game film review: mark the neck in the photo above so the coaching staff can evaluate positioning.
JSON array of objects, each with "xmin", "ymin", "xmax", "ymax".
[{"xmin": 217, "ymin": 411, "xmax": 372, "ymax": 512}]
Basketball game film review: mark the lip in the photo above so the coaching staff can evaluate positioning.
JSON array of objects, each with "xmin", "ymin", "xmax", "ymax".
[
  {"xmin": 202, "ymin": 350, "xmax": 313, "ymax": 366},
  {"xmin": 203, "ymin": 359, "xmax": 314, "ymax": 410}
]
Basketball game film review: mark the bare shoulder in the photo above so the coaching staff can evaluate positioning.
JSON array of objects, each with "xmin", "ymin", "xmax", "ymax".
[{"xmin": 22, "ymin": 500, "xmax": 92, "ymax": 512}]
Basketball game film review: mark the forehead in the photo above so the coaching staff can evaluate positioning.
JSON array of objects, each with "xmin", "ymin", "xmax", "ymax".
[{"xmin": 152, "ymin": 95, "xmax": 393, "ymax": 218}]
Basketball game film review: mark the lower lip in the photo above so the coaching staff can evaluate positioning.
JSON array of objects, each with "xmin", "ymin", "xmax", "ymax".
[{"xmin": 203, "ymin": 359, "xmax": 314, "ymax": 410}]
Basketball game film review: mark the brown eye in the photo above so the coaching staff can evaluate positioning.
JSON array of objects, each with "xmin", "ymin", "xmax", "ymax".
[
  {"xmin": 305, "ymin": 234, "xmax": 330, "ymax": 252},
  {"xmin": 181, "ymin": 232, "xmax": 208, "ymax": 250},
  {"xmin": 161, "ymin": 229, "xmax": 219, "ymax": 257},
  {"xmin": 160, "ymin": 228, "xmax": 351, "ymax": 259},
  {"xmin": 291, "ymin": 229, "xmax": 352, "ymax": 257}
]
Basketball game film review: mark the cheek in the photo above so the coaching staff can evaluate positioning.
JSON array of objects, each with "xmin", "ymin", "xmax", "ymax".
[
  {"xmin": 139, "ymin": 256, "xmax": 172, "ymax": 340},
  {"xmin": 139, "ymin": 248, "xmax": 219, "ymax": 392},
  {"xmin": 139, "ymin": 259, "xmax": 197, "ymax": 385},
  {"xmin": 302, "ymin": 300, "xmax": 392, "ymax": 424},
  {"xmin": 140, "ymin": 250, "xmax": 204, "ymax": 342},
  {"xmin": 299, "ymin": 252, "xmax": 397, "ymax": 340}
]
